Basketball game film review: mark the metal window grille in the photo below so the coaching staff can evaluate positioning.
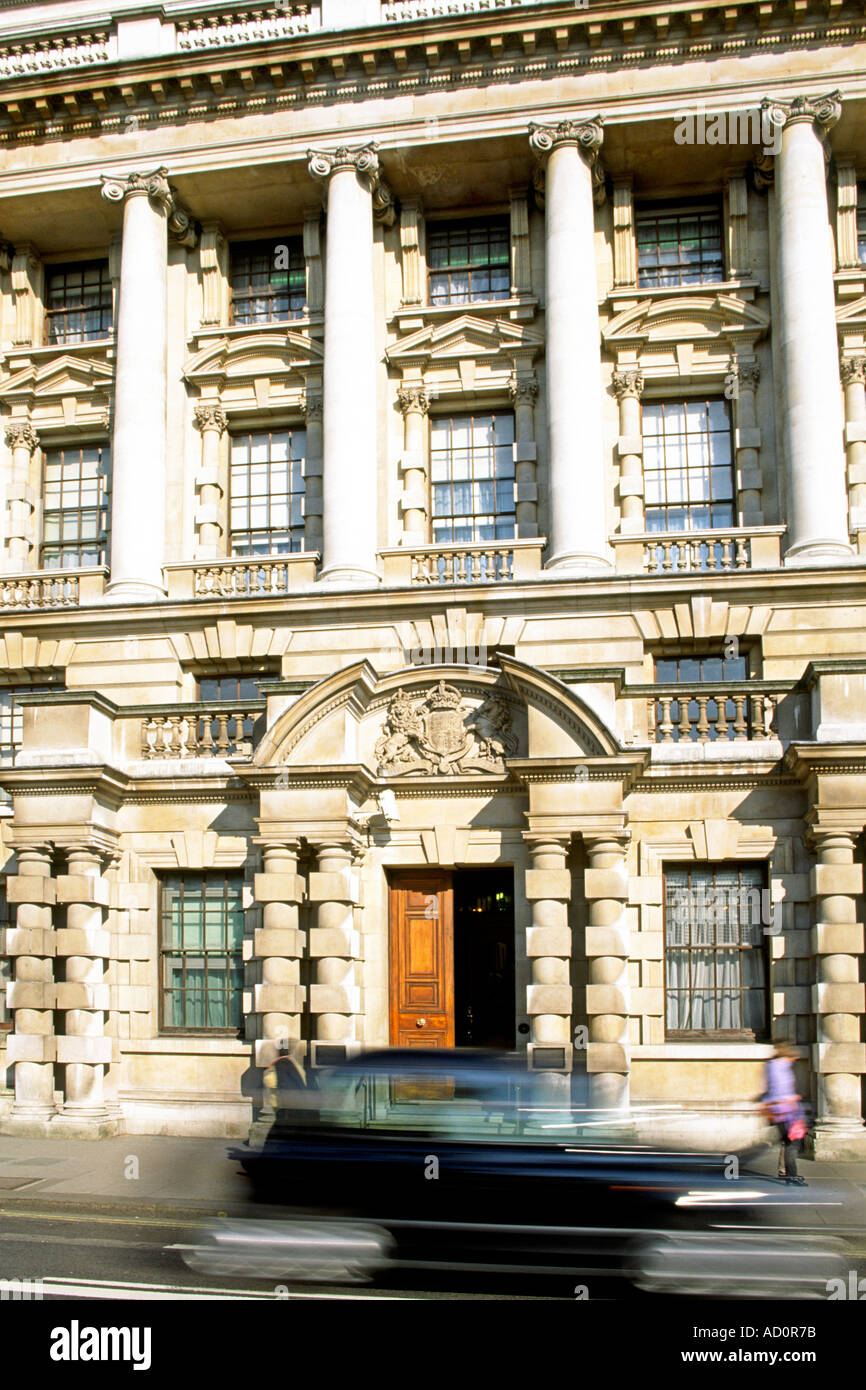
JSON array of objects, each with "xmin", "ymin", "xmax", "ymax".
[
  {"xmin": 40, "ymin": 444, "xmax": 110, "ymax": 570},
  {"xmin": 160, "ymin": 873, "xmax": 245, "ymax": 1031},
  {"xmin": 229, "ymin": 239, "xmax": 306, "ymax": 324},
  {"xmin": 430, "ymin": 412, "xmax": 515, "ymax": 544},
  {"xmin": 427, "ymin": 218, "xmax": 510, "ymax": 306},
  {"xmin": 636, "ymin": 205, "xmax": 724, "ymax": 287},
  {"xmin": 642, "ymin": 399, "xmax": 735, "ymax": 534},
  {"xmin": 44, "ymin": 261, "xmax": 113, "ymax": 344},
  {"xmin": 664, "ymin": 865, "xmax": 768, "ymax": 1036},
  {"xmin": 229, "ymin": 430, "xmax": 306, "ymax": 556}
]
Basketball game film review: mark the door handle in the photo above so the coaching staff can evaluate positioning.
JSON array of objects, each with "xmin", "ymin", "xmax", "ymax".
[{"xmin": 416, "ymin": 1018, "xmax": 426, "ymax": 1028}]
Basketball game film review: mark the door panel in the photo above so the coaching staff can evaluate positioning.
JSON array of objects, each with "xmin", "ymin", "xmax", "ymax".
[{"xmin": 389, "ymin": 873, "xmax": 454, "ymax": 1048}]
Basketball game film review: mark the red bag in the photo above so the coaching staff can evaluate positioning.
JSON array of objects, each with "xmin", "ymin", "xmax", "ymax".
[{"xmin": 788, "ymin": 1118, "xmax": 807, "ymax": 1141}]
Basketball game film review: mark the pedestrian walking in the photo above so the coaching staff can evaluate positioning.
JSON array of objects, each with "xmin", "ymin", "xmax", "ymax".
[{"xmin": 759, "ymin": 1040, "xmax": 808, "ymax": 1185}]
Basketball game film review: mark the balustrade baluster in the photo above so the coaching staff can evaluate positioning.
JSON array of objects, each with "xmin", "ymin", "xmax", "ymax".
[
  {"xmin": 657, "ymin": 697, "xmax": 674, "ymax": 743},
  {"xmin": 215, "ymin": 712, "xmax": 231, "ymax": 756},
  {"xmin": 198, "ymin": 712, "xmax": 215, "ymax": 755},
  {"xmin": 677, "ymin": 696, "xmax": 692, "ymax": 741},
  {"xmin": 695, "ymin": 696, "xmax": 711, "ymax": 741},
  {"xmin": 715, "ymin": 698, "xmax": 729, "ymax": 740},
  {"xmin": 732, "ymin": 696, "xmax": 748, "ymax": 740},
  {"xmin": 735, "ymin": 539, "xmax": 749, "ymax": 569}
]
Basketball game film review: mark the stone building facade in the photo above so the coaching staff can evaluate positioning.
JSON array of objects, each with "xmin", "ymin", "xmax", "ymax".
[{"xmin": 0, "ymin": 0, "xmax": 864, "ymax": 1156}]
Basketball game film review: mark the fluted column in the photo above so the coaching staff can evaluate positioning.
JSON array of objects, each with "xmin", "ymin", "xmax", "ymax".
[
  {"xmin": 529, "ymin": 118, "xmax": 611, "ymax": 573},
  {"xmin": 307, "ymin": 840, "xmax": 362, "ymax": 1056},
  {"xmin": 762, "ymin": 93, "xmax": 852, "ymax": 563},
  {"xmin": 302, "ymin": 392, "xmax": 324, "ymax": 555},
  {"xmin": 397, "ymin": 386, "xmax": 429, "ymax": 547},
  {"xmin": 583, "ymin": 833, "xmax": 631, "ymax": 1111},
  {"xmin": 808, "ymin": 829, "xmax": 866, "ymax": 1157},
  {"xmin": 612, "ymin": 370, "xmax": 644, "ymax": 534},
  {"xmin": 509, "ymin": 375, "xmax": 539, "ymax": 537},
  {"xmin": 4, "ymin": 421, "xmax": 38, "ymax": 569},
  {"xmin": 524, "ymin": 835, "xmax": 573, "ymax": 1099},
  {"xmin": 5, "ymin": 844, "xmax": 57, "ymax": 1125},
  {"xmin": 250, "ymin": 841, "xmax": 307, "ymax": 1070},
  {"xmin": 54, "ymin": 844, "xmax": 114, "ymax": 1130},
  {"xmin": 193, "ymin": 403, "xmax": 227, "ymax": 560},
  {"xmin": 101, "ymin": 168, "xmax": 196, "ymax": 597},
  {"xmin": 308, "ymin": 145, "xmax": 392, "ymax": 586},
  {"xmin": 841, "ymin": 358, "xmax": 866, "ymax": 548}
]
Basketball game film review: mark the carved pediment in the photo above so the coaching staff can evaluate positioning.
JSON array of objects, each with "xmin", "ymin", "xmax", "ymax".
[
  {"xmin": 604, "ymin": 294, "xmax": 770, "ymax": 349},
  {"xmin": 387, "ymin": 313, "xmax": 543, "ymax": 368},
  {"xmin": 1, "ymin": 352, "xmax": 114, "ymax": 401},
  {"xmin": 184, "ymin": 329, "xmax": 323, "ymax": 386},
  {"xmin": 836, "ymin": 295, "xmax": 866, "ymax": 331},
  {"xmin": 375, "ymin": 679, "xmax": 519, "ymax": 777}
]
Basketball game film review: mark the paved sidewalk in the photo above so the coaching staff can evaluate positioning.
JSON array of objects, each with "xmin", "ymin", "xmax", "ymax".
[{"xmin": 0, "ymin": 1132, "xmax": 865, "ymax": 1242}]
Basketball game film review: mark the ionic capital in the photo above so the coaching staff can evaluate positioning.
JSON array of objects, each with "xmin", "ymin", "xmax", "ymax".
[
  {"xmin": 4, "ymin": 420, "xmax": 38, "ymax": 453},
  {"xmin": 193, "ymin": 402, "xmax": 228, "ymax": 435},
  {"xmin": 508, "ymin": 375, "xmax": 539, "ymax": 406},
  {"xmin": 529, "ymin": 116, "xmax": 605, "ymax": 164},
  {"xmin": 841, "ymin": 357, "xmax": 866, "ymax": 387},
  {"xmin": 761, "ymin": 91, "xmax": 842, "ymax": 136},
  {"xmin": 397, "ymin": 386, "xmax": 430, "ymax": 417},
  {"xmin": 307, "ymin": 144, "xmax": 395, "ymax": 225},
  {"xmin": 611, "ymin": 369, "xmax": 644, "ymax": 401},
  {"xmin": 101, "ymin": 168, "xmax": 199, "ymax": 246}
]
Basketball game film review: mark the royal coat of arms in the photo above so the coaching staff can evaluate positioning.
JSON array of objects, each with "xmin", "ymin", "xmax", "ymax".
[{"xmin": 375, "ymin": 681, "xmax": 518, "ymax": 776}]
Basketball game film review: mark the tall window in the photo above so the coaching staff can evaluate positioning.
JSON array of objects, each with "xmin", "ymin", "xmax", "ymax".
[
  {"xmin": 636, "ymin": 203, "xmax": 723, "ymax": 287},
  {"xmin": 0, "ymin": 885, "xmax": 13, "ymax": 1031},
  {"xmin": 229, "ymin": 430, "xmax": 305, "ymax": 556},
  {"xmin": 44, "ymin": 261, "xmax": 112, "ymax": 345},
  {"xmin": 41, "ymin": 444, "xmax": 110, "ymax": 570},
  {"xmin": 160, "ymin": 874, "xmax": 244, "ymax": 1031},
  {"xmin": 430, "ymin": 412, "xmax": 515, "ymax": 544},
  {"xmin": 229, "ymin": 239, "xmax": 306, "ymax": 324},
  {"xmin": 665, "ymin": 865, "xmax": 768, "ymax": 1037},
  {"xmin": 427, "ymin": 218, "xmax": 510, "ymax": 306},
  {"xmin": 643, "ymin": 399, "xmax": 734, "ymax": 532}
]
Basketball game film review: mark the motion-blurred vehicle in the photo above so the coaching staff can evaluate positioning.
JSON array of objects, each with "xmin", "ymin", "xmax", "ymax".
[{"xmin": 184, "ymin": 1049, "xmax": 847, "ymax": 1297}]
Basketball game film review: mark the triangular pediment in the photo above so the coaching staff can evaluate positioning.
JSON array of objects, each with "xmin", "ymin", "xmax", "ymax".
[
  {"xmin": 388, "ymin": 314, "xmax": 543, "ymax": 365},
  {"xmin": 836, "ymin": 295, "xmax": 866, "ymax": 325},
  {"xmin": 184, "ymin": 329, "xmax": 323, "ymax": 383},
  {"xmin": 1, "ymin": 353, "xmax": 114, "ymax": 398},
  {"xmin": 604, "ymin": 294, "xmax": 769, "ymax": 347}
]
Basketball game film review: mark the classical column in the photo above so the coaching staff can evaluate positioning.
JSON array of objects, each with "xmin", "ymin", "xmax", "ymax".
[
  {"xmin": 397, "ymin": 385, "xmax": 429, "ymax": 548},
  {"xmin": 250, "ymin": 841, "xmax": 307, "ymax": 1072},
  {"xmin": 307, "ymin": 839, "xmax": 362, "ymax": 1056},
  {"xmin": 730, "ymin": 360, "xmax": 764, "ymax": 524},
  {"xmin": 529, "ymin": 118, "xmax": 611, "ymax": 573},
  {"xmin": 308, "ymin": 145, "xmax": 392, "ymax": 586},
  {"xmin": 583, "ymin": 833, "xmax": 631, "ymax": 1111},
  {"xmin": 762, "ymin": 93, "xmax": 852, "ymax": 562},
  {"xmin": 841, "ymin": 358, "xmax": 866, "ymax": 548},
  {"xmin": 808, "ymin": 829, "xmax": 866, "ymax": 1157},
  {"xmin": 193, "ymin": 403, "xmax": 227, "ymax": 560},
  {"xmin": 302, "ymin": 392, "xmax": 324, "ymax": 554},
  {"xmin": 4, "ymin": 843, "xmax": 57, "ymax": 1125},
  {"xmin": 524, "ymin": 835, "xmax": 573, "ymax": 1100},
  {"xmin": 4, "ymin": 420, "xmax": 38, "ymax": 569},
  {"xmin": 612, "ymin": 370, "xmax": 644, "ymax": 534},
  {"xmin": 54, "ymin": 844, "xmax": 114, "ymax": 1132},
  {"xmin": 509, "ymin": 375, "xmax": 539, "ymax": 537},
  {"xmin": 100, "ymin": 168, "xmax": 197, "ymax": 598}
]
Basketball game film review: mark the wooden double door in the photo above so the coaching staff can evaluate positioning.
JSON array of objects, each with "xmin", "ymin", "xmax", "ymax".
[{"xmin": 388, "ymin": 869, "xmax": 515, "ymax": 1050}]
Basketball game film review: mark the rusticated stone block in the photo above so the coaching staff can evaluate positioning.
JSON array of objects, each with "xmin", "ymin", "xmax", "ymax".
[
  {"xmin": 814, "ymin": 1042, "xmax": 866, "ymax": 1074},
  {"xmin": 54, "ymin": 983, "xmax": 110, "ymax": 1010},
  {"xmin": 630, "ymin": 987, "xmax": 664, "ymax": 1014},
  {"xmin": 7, "ymin": 982, "xmax": 56, "ymax": 1009},
  {"xmin": 586, "ymin": 1042, "xmax": 629, "ymax": 1073},
  {"xmin": 584, "ymin": 866, "xmax": 629, "ymax": 901},
  {"xmin": 5, "ymin": 928, "xmax": 55, "ymax": 957},
  {"xmin": 309, "ymin": 983, "xmax": 362, "ymax": 1014},
  {"xmin": 253, "ymin": 983, "xmax": 305, "ymax": 1013},
  {"xmin": 55, "ymin": 929, "xmax": 111, "ymax": 958},
  {"xmin": 5, "ymin": 877, "xmax": 56, "ymax": 906},
  {"xmin": 811, "ymin": 863, "xmax": 863, "ymax": 897},
  {"xmin": 253, "ymin": 873, "xmax": 305, "ymax": 904},
  {"xmin": 55, "ymin": 1036, "xmax": 113, "ymax": 1065},
  {"xmin": 585, "ymin": 925, "xmax": 629, "ymax": 958},
  {"xmin": 307, "ymin": 871, "xmax": 360, "ymax": 904},
  {"xmin": 586, "ymin": 984, "xmax": 629, "ymax": 1015},
  {"xmin": 253, "ymin": 927, "xmax": 305, "ymax": 958},
  {"xmin": 526, "ymin": 983, "xmax": 572, "ymax": 1015},
  {"xmin": 308, "ymin": 927, "xmax": 363, "ymax": 959},
  {"xmin": 524, "ymin": 869, "xmax": 571, "ymax": 901},
  {"xmin": 812, "ymin": 923, "xmax": 864, "ymax": 955},
  {"xmin": 55, "ymin": 875, "xmax": 110, "ymax": 907},
  {"xmin": 4, "ymin": 1034, "xmax": 57, "ymax": 1063},
  {"xmin": 526, "ymin": 925, "xmax": 572, "ymax": 957},
  {"xmin": 813, "ymin": 982, "xmax": 866, "ymax": 1014}
]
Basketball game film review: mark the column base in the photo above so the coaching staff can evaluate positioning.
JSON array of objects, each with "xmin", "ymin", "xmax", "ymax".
[
  {"xmin": 51, "ymin": 1111, "xmax": 123, "ymax": 1139},
  {"xmin": 318, "ymin": 565, "xmax": 381, "ymax": 588},
  {"xmin": 544, "ymin": 549, "xmax": 613, "ymax": 576},
  {"xmin": 783, "ymin": 539, "xmax": 857, "ymax": 566},
  {"xmin": 0, "ymin": 1109, "xmax": 58, "ymax": 1138},
  {"xmin": 103, "ymin": 578, "xmax": 167, "ymax": 603},
  {"xmin": 806, "ymin": 1121, "xmax": 866, "ymax": 1161}
]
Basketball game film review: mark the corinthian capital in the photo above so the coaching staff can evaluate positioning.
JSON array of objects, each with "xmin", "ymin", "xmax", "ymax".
[
  {"xmin": 396, "ymin": 386, "xmax": 430, "ymax": 416},
  {"xmin": 611, "ymin": 369, "xmax": 644, "ymax": 401},
  {"xmin": 841, "ymin": 357, "xmax": 866, "ymax": 387},
  {"xmin": 307, "ymin": 144, "xmax": 395, "ymax": 225},
  {"xmin": 4, "ymin": 420, "xmax": 38, "ymax": 453},
  {"xmin": 760, "ymin": 90, "xmax": 842, "ymax": 136},
  {"xmin": 508, "ymin": 375, "xmax": 539, "ymax": 406},
  {"xmin": 101, "ymin": 168, "xmax": 199, "ymax": 246},
  {"xmin": 529, "ymin": 116, "xmax": 605, "ymax": 164},
  {"xmin": 193, "ymin": 402, "xmax": 227, "ymax": 434}
]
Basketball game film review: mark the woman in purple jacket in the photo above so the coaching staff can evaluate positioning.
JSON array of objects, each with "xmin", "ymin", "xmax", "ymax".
[{"xmin": 761, "ymin": 1041, "xmax": 807, "ymax": 1184}]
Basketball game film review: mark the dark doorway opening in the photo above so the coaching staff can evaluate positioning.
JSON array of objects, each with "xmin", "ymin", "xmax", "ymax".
[{"xmin": 453, "ymin": 868, "xmax": 515, "ymax": 1049}]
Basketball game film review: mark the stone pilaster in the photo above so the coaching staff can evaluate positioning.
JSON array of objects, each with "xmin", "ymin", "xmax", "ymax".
[
  {"xmin": 4, "ymin": 420, "xmax": 39, "ymax": 570},
  {"xmin": 524, "ymin": 835, "xmax": 573, "ymax": 1098},
  {"xmin": 11, "ymin": 245, "xmax": 40, "ymax": 348},
  {"xmin": 198, "ymin": 222, "xmax": 228, "ymax": 328},
  {"xmin": 509, "ymin": 375, "xmax": 539, "ymax": 537},
  {"xmin": 509, "ymin": 188, "xmax": 532, "ymax": 297},
  {"xmin": 302, "ymin": 392, "xmax": 324, "ymax": 555},
  {"xmin": 308, "ymin": 144, "xmax": 391, "ymax": 586},
  {"xmin": 250, "ymin": 841, "xmax": 307, "ymax": 1070},
  {"xmin": 726, "ymin": 173, "xmax": 751, "ymax": 278},
  {"xmin": 397, "ymin": 385, "xmax": 429, "ymax": 547},
  {"xmin": 730, "ymin": 360, "xmax": 764, "ymax": 524},
  {"xmin": 192, "ymin": 402, "xmax": 227, "ymax": 560},
  {"xmin": 841, "ymin": 357, "xmax": 866, "ymax": 548},
  {"xmin": 399, "ymin": 198, "xmax": 424, "ymax": 307},
  {"xmin": 761, "ymin": 92, "xmax": 852, "ymax": 563},
  {"xmin": 529, "ymin": 117, "xmax": 611, "ymax": 573},
  {"xmin": 100, "ymin": 168, "xmax": 197, "ymax": 598},
  {"xmin": 611, "ymin": 370, "xmax": 644, "ymax": 534},
  {"xmin": 612, "ymin": 181, "xmax": 636, "ymax": 288},
  {"xmin": 807, "ymin": 829, "xmax": 866, "ymax": 1158},
  {"xmin": 3, "ymin": 843, "xmax": 57, "ymax": 1132},
  {"xmin": 583, "ymin": 833, "xmax": 631, "ymax": 1111},
  {"xmin": 307, "ymin": 839, "xmax": 362, "ymax": 1058},
  {"xmin": 53, "ymin": 843, "xmax": 117, "ymax": 1135}
]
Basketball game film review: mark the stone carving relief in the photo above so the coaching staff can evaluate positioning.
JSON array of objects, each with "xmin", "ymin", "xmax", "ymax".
[{"xmin": 375, "ymin": 681, "xmax": 518, "ymax": 776}]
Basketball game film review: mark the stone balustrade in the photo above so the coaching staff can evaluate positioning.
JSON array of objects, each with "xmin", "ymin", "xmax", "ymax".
[
  {"xmin": 163, "ymin": 554, "xmax": 319, "ymax": 601},
  {"xmin": 0, "ymin": 568, "xmax": 107, "ymax": 610},
  {"xmin": 649, "ymin": 686, "xmax": 781, "ymax": 743},
  {"xmin": 611, "ymin": 526, "xmax": 785, "ymax": 576},
  {"xmin": 140, "ymin": 702, "xmax": 265, "ymax": 760},
  {"xmin": 381, "ymin": 538, "xmax": 544, "ymax": 586}
]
